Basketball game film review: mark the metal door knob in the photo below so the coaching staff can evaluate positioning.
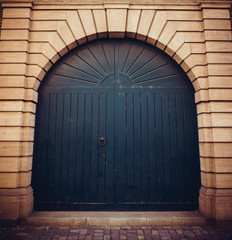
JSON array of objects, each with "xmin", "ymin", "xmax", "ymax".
[{"xmin": 98, "ymin": 137, "xmax": 106, "ymax": 146}]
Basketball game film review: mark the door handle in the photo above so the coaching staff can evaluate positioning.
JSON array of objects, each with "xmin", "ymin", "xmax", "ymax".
[{"xmin": 98, "ymin": 137, "xmax": 106, "ymax": 147}]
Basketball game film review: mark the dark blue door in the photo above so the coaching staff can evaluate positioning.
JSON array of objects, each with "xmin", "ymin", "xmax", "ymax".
[{"xmin": 32, "ymin": 39, "xmax": 200, "ymax": 210}]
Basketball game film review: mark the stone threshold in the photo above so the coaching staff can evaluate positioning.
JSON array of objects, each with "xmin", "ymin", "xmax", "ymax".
[{"xmin": 21, "ymin": 211, "xmax": 206, "ymax": 226}]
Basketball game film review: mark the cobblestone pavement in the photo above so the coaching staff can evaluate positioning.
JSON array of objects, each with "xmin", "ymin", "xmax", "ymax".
[{"xmin": 0, "ymin": 225, "xmax": 231, "ymax": 240}]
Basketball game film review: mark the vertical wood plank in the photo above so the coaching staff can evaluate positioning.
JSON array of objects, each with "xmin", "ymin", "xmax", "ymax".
[
  {"xmin": 82, "ymin": 93, "xmax": 92, "ymax": 202},
  {"xmin": 53, "ymin": 93, "xmax": 64, "ymax": 203},
  {"xmin": 75, "ymin": 93, "xmax": 85, "ymax": 202},
  {"xmin": 60, "ymin": 93, "xmax": 71, "ymax": 203},
  {"xmin": 90, "ymin": 93, "xmax": 99, "ymax": 203},
  {"xmin": 148, "ymin": 93, "xmax": 156, "ymax": 202},
  {"xmin": 106, "ymin": 93, "xmax": 114, "ymax": 203},
  {"xmin": 162, "ymin": 93, "xmax": 172, "ymax": 202},
  {"xmin": 45, "ymin": 93, "xmax": 57, "ymax": 202},
  {"xmin": 67, "ymin": 94, "xmax": 78, "ymax": 203},
  {"xmin": 115, "ymin": 92, "xmax": 126, "ymax": 203},
  {"xmin": 176, "ymin": 93, "xmax": 188, "ymax": 202},
  {"xmin": 169, "ymin": 94, "xmax": 179, "ymax": 202},
  {"xmin": 133, "ymin": 93, "xmax": 142, "ymax": 203},
  {"xmin": 155, "ymin": 93, "xmax": 164, "ymax": 202},
  {"xmin": 126, "ymin": 93, "xmax": 134, "ymax": 202},
  {"xmin": 141, "ymin": 94, "xmax": 149, "ymax": 202},
  {"xmin": 98, "ymin": 94, "xmax": 106, "ymax": 203}
]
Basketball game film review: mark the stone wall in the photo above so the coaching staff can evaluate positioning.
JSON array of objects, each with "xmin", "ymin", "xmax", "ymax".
[{"xmin": 0, "ymin": 0, "xmax": 232, "ymax": 221}]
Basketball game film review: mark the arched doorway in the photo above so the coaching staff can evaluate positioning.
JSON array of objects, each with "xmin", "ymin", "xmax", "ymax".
[{"xmin": 32, "ymin": 39, "xmax": 200, "ymax": 211}]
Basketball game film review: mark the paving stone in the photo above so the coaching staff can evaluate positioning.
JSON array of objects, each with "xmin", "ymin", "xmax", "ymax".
[
  {"xmin": 94, "ymin": 232, "xmax": 103, "ymax": 237},
  {"xmin": 137, "ymin": 230, "xmax": 143, "ymax": 235},
  {"xmin": 103, "ymin": 235, "xmax": 111, "ymax": 240},
  {"xmin": 80, "ymin": 229, "xmax": 88, "ymax": 235},
  {"xmin": 138, "ymin": 235, "xmax": 144, "ymax": 239},
  {"xmin": 152, "ymin": 230, "xmax": 159, "ymax": 235},
  {"xmin": 0, "ymin": 225, "xmax": 232, "ymax": 240},
  {"xmin": 119, "ymin": 236, "xmax": 126, "ymax": 240},
  {"xmin": 103, "ymin": 229, "xmax": 110, "ymax": 235},
  {"xmin": 85, "ymin": 235, "xmax": 92, "ymax": 240},
  {"xmin": 121, "ymin": 226, "xmax": 131, "ymax": 230},
  {"xmin": 119, "ymin": 229, "xmax": 127, "ymax": 235}
]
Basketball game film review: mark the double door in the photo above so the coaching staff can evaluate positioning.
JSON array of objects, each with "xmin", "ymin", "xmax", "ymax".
[{"xmin": 32, "ymin": 39, "xmax": 200, "ymax": 210}]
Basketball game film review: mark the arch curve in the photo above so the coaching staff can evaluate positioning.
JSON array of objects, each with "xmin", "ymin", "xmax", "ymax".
[{"xmin": 32, "ymin": 34, "xmax": 197, "ymax": 92}]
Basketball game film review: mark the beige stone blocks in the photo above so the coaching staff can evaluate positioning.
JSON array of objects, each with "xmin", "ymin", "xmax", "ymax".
[
  {"xmin": 201, "ymin": 172, "xmax": 232, "ymax": 189},
  {"xmin": 28, "ymin": 54, "xmax": 52, "ymax": 72},
  {"xmin": 0, "ymin": 187, "xmax": 33, "ymax": 220},
  {"xmin": 0, "ymin": 173, "xmax": 19, "ymax": 188},
  {"xmin": 30, "ymin": 31, "xmax": 68, "ymax": 56},
  {"xmin": 199, "ymin": 128, "xmax": 232, "ymax": 142},
  {"xmin": 0, "ymin": 142, "xmax": 21, "ymax": 156},
  {"xmin": 208, "ymin": 76, "xmax": 232, "ymax": 88},
  {"xmin": 0, "ymin": 88, "xmax": 25, "ymax": 100},
  {"xmin": 1, "ymin": 30, "xmax": 29, "ymax": 40},
  {"xmin": 0, "ymin": 112, "xmax": 23, "ymax": 126},
  {"xmin": 2, "ymin": 19, "xmax": 30, "ymax": 29},
  {"xmin": 0, "ymin": 200, "xmax": 19, "ymax": 220},
  {"xmin": 210, "ymin": 102, "xmax": 232, "ymax": 112},
  {"xmin": 156, "ymin": 22, "xmax": 177, "ymax": 50},
  {"xmin": 126, "ymin": 10, "xmax": 140, "ymax": 38},
  {"xmin": 213, "ymin": 143, "xmax": 232, "ymax": 158},
  {"xmin": 147, "ymin": 11, "xmax": 167, "ymax": 45},
  {"xmin": 31, "ymin": 10, "xmax": 66, "ymax": 20},
  {"xmin": 20, "ymin": 156, "xmax": 33, "ymax": 172},
  {"xmin": 137, "ymin": 10, "xmax": 155, "ymax": 41},
  {"xmin": 0, "ymin": 41, "xmax": 28, "ymax": 52},
  {"xmin": 202, "ymin": 9, "xmax": 230, "ymax": 19},
  {"xmin": 107, "ymin": 9, "xmax": 127, "ymax": 38},
  {"xmin": 204, "ymin": 19, "xmax": 231, "ymax": 30},
  {"xmin": 27, "ymin": 64, "xmax": 46, "ymax": 81},
  {"xmin": 19, "ymin": 186, "xmax": 33, "ymax": 218},
  {"xmin": 211, "ymin": 113, "xmax": 232, "ymax": 127},
  {"xmin": 0, "ymin": 64, "xmax": 26, "ymax": 75},
  {"xmin": 78, "ymin": 10, "xmax": 97, "ymax": 41},
  {"xmin": 206, "ymin": 41, "xmax": 232, "ymax": 52},
  {"xmin": 29, "ymin": 42, "xmax": 59, "ymax": 64},
  {"xmin": 93, "ymin": 10, "xmax": 107, "ymax": 38},
  {"xmin": 167, "ymin": 10, "xmax": 201, "ymax": 21},
  {"xmin": 0, "ymin": 53, "xmax": 27, "ymax": 64},
  {"xmin": 0, "ymin": 101, "xmax": 24, "ymax": 112},
  {"xmin": 0, "ymin": 127, "xmax": 22, "ymax": 141},
  {"xmin": 200, "ymin": 157, "xmax": 232, "ymax": 173},
  {"xmin": 23, "ymin": 113, "xmax": 35, "ymax": 127},
  {"xmin": 3, "ymin": 7, "xmax": 31, "ymax": 18},
  {"xmin": 0, "ymin": 157, "xmax": 19, "ymax": 172},
  {"xmin": 209, "ymin": 89, "xmax": 232, "ymax": 101},
  {"xmin": 66, "ymin": 11, "xmax": 86, "ymax": 45},
  {"xmin": 205, "ymin": 30, "xmax": 231, "ymax": 41},
  {"xmin": 208, "ymin": 64, "xmax": 232, "ymax": 76},
  {"xmin": 207, "ymin": 52, "xmax": 232, "ymax": 64},
  {"xmin": 19, "ymin": 171, "xmax": 32, "ymax": 188}
]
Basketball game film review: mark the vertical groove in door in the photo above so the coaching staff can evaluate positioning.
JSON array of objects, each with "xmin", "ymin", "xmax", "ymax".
[
  {"xmin": 168, "ymin": 94, "xmax": 173, "ymax": 202},
  {"xmin": 44, "ymin": 93, "xmax": 51, "ymax": 202},
  {"xmin": 74, "ymin": 93, "xmax": 79, "ymax": 202},
  {"xmin": 68, "ymin": 93, "xmax": 78, "ymax": 203}
]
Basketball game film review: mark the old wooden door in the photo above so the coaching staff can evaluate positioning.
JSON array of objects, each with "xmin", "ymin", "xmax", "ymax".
[{"xmin": 32, "ymin": 39, "xmax": 200, "ymax": 210}]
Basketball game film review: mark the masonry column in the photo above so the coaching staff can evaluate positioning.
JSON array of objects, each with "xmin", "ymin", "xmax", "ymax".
[
  {"xmin": 199, "ymin": 2, "xmax": 232, "ymax": 220},
  {"xmin": 0, "ymin": 2, "xmax": 33, "ymax": 220}
]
